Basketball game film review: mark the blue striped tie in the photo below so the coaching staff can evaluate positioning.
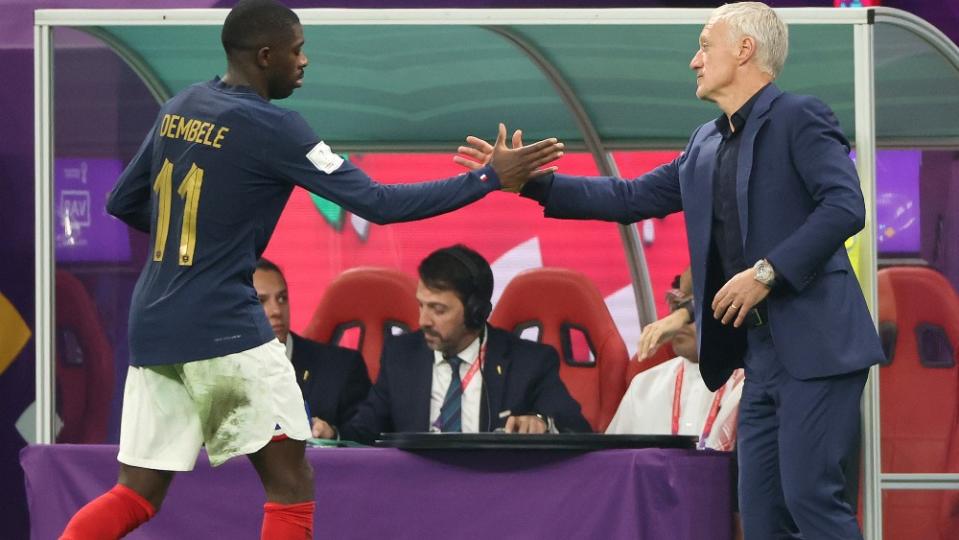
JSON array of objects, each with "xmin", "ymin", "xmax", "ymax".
[{"xmin": 436, "ymin": 356, "xmax": 463, "ymax": 433}]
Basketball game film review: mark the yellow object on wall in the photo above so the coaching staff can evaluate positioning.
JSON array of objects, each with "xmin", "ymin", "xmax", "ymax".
[
  {"xmin": 0, "ymin": 292, "xmax": 31, "ymax": 375},
  {"xmin": 845, "ymin": 234, "xmax": 863, "ymax": 283}
]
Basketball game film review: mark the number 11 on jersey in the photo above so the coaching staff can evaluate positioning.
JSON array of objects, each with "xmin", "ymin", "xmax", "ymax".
[{"xmin": 152, "ymin": 158, "xmax": 205, "ymax": 266}]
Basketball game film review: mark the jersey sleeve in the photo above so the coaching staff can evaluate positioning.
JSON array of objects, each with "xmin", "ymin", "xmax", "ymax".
[
  {"xmin": 267, "ymin": 111, "xmax": 499, "ymax": 225},
  {"xmin": 106, "ymin": 121, "xmax": 158, "ymax": 233}
]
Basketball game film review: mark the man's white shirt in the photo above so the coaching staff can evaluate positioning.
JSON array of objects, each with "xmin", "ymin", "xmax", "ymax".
[
  {"xmin": 430, "ymin": 336, "xmax": 483, "ymax": 433},
  {"xmin": 605, "ymin": 356, "xmax": 744, "ymax": 450}
]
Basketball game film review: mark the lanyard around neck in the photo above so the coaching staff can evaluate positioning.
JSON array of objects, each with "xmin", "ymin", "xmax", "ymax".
[
  {"xmin": 456, "ymin": 345, "xmax": 486, "ymax": 391},
  {"xmin": 671, "ymin": 362, "xmax": 741, "ymax": 447}
]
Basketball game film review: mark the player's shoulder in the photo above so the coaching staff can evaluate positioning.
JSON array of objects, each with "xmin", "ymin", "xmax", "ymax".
[{"xmin": 266, "ymin": 104, "xmax": 313, "ymax": 132}]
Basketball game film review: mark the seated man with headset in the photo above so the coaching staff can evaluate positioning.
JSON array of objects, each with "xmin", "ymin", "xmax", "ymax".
[{"xmin": 336, "ymin": 244, "xmax": 590, "ymax": 444}]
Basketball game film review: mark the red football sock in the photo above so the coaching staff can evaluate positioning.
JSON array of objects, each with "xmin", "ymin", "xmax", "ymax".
[
  {"xmin": 60, "ymin": 483, "xmax": 156, "ymax": 540},
  {"xmin": 261, "ymin": 501, "xmax": 315, "ymax": 540}
]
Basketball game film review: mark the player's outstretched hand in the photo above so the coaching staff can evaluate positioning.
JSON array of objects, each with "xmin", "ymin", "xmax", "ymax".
[
  {"xmin": 454, "ymin": 135, "xmax": 495, "ymax": 171},
  {"xmin": 455, "ymin": 128, "xmax": 525, "ymax": 170},
  {"xmin": 454, "ymin": 123, "xmax": 563, "ymax": 193}
]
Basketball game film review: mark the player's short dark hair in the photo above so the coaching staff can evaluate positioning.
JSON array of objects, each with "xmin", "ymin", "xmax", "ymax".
[
  {"xmin": 418, "ymin": 245, "xmax": 494, "ymax": 308},
  {"xmin": 222, "ymin": 0, "xmax": 300, "ymax": 55},
  {"xmin": 255, "ymin": 257, "xmax": 285, "ymax": 279}
]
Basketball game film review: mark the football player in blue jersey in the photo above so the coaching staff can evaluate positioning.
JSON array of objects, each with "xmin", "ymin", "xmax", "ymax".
[{"xmin": 59, "ymin": 1, "xmax": 564, "ymax": 538}]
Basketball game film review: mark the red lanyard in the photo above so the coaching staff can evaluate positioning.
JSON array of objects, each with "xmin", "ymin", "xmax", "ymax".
[
  {"xmin": 671, "ymin": 362, "xmax": 742, "ymax": 444},
  {"xmin": 456, "ymin": 345, "xmax": 486, "ymax": 392}
]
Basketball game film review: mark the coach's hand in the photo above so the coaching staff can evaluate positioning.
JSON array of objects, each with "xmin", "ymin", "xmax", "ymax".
[
  {"xmin": 712, "ymin": 267, "xmax": 771, "ymax": 327},
  {"xmin": 454, "ymin": 123, "xmax": 563, "ymax": 193}
]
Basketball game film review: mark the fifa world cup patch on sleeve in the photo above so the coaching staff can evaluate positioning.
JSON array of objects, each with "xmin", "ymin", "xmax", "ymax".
[{"xmin": 306, "ymin": 141, "xmax": 344, "ymax": 174}]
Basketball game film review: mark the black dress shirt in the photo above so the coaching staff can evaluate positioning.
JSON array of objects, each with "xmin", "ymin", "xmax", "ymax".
[
  {"xmin": 521, "ymin": 85, "xmax": 771, "ymax": 284},
  {"xmin": 711, "ymin": 86, "xmax": 766, "ymax": 281}
]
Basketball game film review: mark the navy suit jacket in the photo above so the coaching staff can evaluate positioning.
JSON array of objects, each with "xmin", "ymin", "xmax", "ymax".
[
  {"xmin": 289, "ymin": 333, "xmax": 371, "ymax": 429},
  {"xmin": 540, "ymin": 84, "xmax": 884, "ymax": 390},
  {"xmin": 340, "ymin": 326, "xmax": 591, "ymax": 443}
]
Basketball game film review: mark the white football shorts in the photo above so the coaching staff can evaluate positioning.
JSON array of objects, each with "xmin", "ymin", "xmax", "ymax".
[{"xmin": 118, "ymin": 339, "xmax": 310, "ymax": 471}]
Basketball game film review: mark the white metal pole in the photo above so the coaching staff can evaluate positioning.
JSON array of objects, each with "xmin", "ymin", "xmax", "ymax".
[
  {"xmin": 33, "ymin": 22, "xmax": 56, "ymax": 445},
  {"xmin": 854, "ymin": 19, "xmax": 881, "ymax": 540},
  {"xmin": 33, "ymin": 7, "xmax": 870, "ymax": 27}
]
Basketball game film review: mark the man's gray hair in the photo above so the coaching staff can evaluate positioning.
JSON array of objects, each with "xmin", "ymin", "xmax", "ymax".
[{"xmin": 709, "ymin": 2, "xmax": 789, "ymax": 79}]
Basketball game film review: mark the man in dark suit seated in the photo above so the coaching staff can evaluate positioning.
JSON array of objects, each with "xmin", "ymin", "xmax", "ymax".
[
  {"xmin": 338, "ymin": 245, "xmax": 590, "ymax": 444},
  {"xmin": 254, "ymin": 258, "xmax": 371, "ymax": 439}
]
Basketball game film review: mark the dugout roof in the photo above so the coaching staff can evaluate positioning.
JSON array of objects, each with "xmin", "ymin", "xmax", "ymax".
[{"xmin": 35, "ymin": 7, "xmax": 959, "ymax": 152}]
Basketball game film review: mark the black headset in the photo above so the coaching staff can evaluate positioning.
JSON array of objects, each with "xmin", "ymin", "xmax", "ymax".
[{"xmin": 445, "ymin": 248, "xmax": 493, "ymax": 331}]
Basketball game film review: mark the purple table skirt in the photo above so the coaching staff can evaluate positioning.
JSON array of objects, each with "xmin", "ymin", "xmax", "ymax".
[{"xmin": 21, "ymin": 444, "xmax": 732, "ymax": 540}]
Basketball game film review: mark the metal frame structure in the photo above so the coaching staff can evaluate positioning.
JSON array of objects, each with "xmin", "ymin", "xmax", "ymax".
[
  {"xmin": 33, "ymin": 8, "xmax": 959, "ymax": 539},
  {"xmin": 852, "ymin": 19, "xmax": 884, "ymax": 538},
  {"xmin": 33, "ymin": 21, "xmax": 56, "ymax": 449}
]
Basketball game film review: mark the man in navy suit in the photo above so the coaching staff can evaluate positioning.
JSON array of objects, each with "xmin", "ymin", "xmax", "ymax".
[
  {"xmin": 458, "ymin": 3, "xmax": 883, "ymax": 538},
  {"xmin": 253, "ymin": 259, "xmax": 371, "ymax": 439},
  {"xmin": 340, "ymin": 245, "xmax": 590, "ymax": 444}
]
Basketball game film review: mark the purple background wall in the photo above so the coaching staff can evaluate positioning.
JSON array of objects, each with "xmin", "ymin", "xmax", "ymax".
[{"xmin": 1, "ymin": 1, "xmax": 957, "ymax": 538}]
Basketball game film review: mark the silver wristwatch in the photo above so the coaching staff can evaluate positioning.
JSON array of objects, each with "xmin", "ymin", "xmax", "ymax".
[{"xmin": 753, "ymin": 259, "xmax": 776, "ymax": 287}]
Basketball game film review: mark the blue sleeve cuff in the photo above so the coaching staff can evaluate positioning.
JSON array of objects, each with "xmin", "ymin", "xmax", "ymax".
[
  {"xmin": 520, "ymin": 174, "xmax": 554, "ymax": 204},
  {"xmin": 474, "ymin": 164, "xmax": 502, "ymax": 191}
]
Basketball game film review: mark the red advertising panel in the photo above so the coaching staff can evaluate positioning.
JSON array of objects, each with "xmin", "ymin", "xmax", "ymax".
[{"xmin": 264, "ymin": 151, "xmax": 689, "ymax": 356}]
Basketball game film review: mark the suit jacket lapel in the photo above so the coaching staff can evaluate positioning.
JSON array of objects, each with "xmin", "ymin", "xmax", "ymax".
[
  {"xmin": 689, "ymin": 133, "xmax": 721, "ymax": 298},
  {"xmin": 480, "ymin": 328, "xmax": 511, "ymax": 430},
  {"xmin": 289, "ymin": 333, "xmax": 310, "ymax": 395},
  {"xmin": 410, "ymin": 338, "xmax": 435, "ymax": 431},
  {"xmin": 735, "ymin": 83, "xmax": 781, "ymax": 248}
]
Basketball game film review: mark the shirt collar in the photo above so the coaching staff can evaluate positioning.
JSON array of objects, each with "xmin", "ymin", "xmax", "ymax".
[
  {"xmin": 433, "ymin": 333, "xmax": 482, "ymax": 367},
  {"xmin": 714, "ymin": 83, "xmax": 769, "ymax": 138},
  {"xmin": 211, "ymin": 75, "xmax": 260, "ymax": 96},
  {"xmin": 284, "ymin": 335, "xmax": 294, "ymax": 362}
]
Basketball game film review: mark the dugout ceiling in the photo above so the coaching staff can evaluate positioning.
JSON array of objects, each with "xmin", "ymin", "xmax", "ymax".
[{"xmin": 38, "ymin": 7, "xmax": 959, "ymax": 152}]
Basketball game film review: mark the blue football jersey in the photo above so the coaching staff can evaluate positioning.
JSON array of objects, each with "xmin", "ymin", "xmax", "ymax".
[{"xmin": 108, "ymin": 77, "xmax": 500, "ymax": 366}]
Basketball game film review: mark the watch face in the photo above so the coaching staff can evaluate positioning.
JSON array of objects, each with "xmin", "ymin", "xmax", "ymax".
[{"xmin": 755, "ymin": 261, "xmax": 772, "ymax": 284}]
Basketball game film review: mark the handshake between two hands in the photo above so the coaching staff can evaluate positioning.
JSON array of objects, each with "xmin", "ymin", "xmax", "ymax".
[{"xmin": 453, "ymin": 123, "xmax": 565, "ymax": 193}]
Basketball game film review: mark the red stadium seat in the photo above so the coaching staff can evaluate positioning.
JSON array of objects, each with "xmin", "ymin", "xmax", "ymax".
[
  {"xmin": 877, "ymin": 266, "xmax": 959, "ymax": 540},
  {"xmin": 489, "ymin": 268, "xmax": 629, "ymax": 432},
  {"xmin": 302, "ymin": 267, "xmax": 418, "ymax": 382},
  {"xmin": 941, "ymin": 421, "xmax": 959, "ymax": 539},
  {"xmin": 877, "ymin": 269, "xmax": 898, "ymax": 365},
  {"xmin": 55, "ymin": 269, "xmax": 114, "ymax": 444}
]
